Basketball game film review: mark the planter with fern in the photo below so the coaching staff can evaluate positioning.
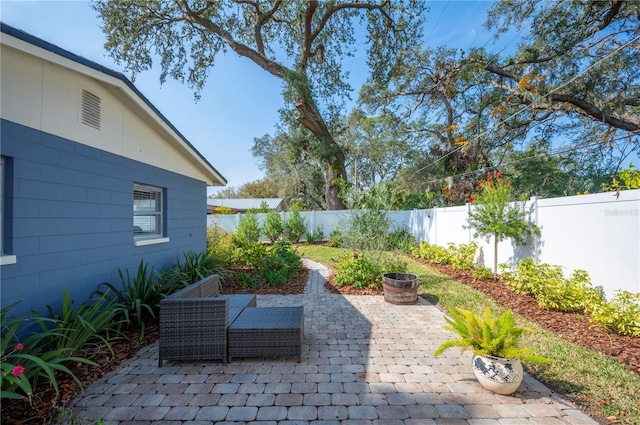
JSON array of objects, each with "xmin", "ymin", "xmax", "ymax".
[{"xmin": 434, "ymin": 308, "xmax": 551, "ymax": 395}]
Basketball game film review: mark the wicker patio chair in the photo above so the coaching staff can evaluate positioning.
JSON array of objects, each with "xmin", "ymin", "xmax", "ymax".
[{"xmin": 158, "ymin": 274, "xmax": 255, "ymax": 366}]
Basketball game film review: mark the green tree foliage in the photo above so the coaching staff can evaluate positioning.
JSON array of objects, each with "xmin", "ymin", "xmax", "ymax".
[
  {"xmin": 360, "ymin": 46, "xmax": 493, "ymax": 204},
  {"xmin": 484, "ymin": 0, "xmax": 639, "ymax": 135},
  {"xmin": 213, "ymin": 187, "xmax": 239, "ymax": 199},
  {"xmin": 602, "ymin": 163, "xmax": 640, "ymax": 197},
  {"xmin": 466, "ymin": 172, "xmax": 539, "ymax": 273},
  {"xmin": 252, "ymin": 131, "xmax": 327, "ymax": 210},
  {"xmin": 343, "ymin": 109, "xmax": 425, "ymax": 192},
  {"xmin": 361, "ymin": 1, "xmax": 639, "ymax": 204},
  {"xmin": 234, "ymin": 211, "xmax": 262, "ymax": 245},
  {"xmin": 501, "ymin": 139, "xmax": 603, "ymax": 198},
  {"xmin": 237, "ymin": 179, "xmax": 280, "ymax": 199},
  {"xmin": 264, "ymin": 210, "xmax": 285, "ymax": 243},
  {"xmin": 285, "ymin": 206, "xmax": 306, "ymax": 243},
  {"xmin": 94, "ymin": 0, "xmax": 426, "ymax": 210},
  {"xmin": 212, "ymin": 179, "xmax": 280, "ymax": 201}
]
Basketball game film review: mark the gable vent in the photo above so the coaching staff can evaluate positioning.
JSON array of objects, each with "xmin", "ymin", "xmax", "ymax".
[{"xmin": 80, "ymin": 89, "xmax": 101, "ymax": 130}]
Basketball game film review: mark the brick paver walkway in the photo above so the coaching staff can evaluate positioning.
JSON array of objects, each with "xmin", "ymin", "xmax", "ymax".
[{"xmin": 66, "ymin": 259, "xmax": 599, "ymax": 424}]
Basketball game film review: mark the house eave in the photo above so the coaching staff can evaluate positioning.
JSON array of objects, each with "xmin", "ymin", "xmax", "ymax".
[{"xmin": 0, "ymin": 23, "xmax": 227, "ymax": 186}]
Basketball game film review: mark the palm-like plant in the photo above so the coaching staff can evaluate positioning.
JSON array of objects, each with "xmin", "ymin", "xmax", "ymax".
[
  {"xmin": 160, "ymin": 251, "xmax": 228, "ymax": 295},
  {"xmin": 95, "ymin": 260, "xmax": 160, "ymax": 338},
  {"xmin": 434, "ymin": 307, "xmax": 551, "ymax": 363}
]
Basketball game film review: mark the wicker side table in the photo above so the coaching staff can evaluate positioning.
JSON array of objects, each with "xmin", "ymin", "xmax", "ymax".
[{"xmin": 228, "ymin": 306, "xmax": 304, "ymax": 362}]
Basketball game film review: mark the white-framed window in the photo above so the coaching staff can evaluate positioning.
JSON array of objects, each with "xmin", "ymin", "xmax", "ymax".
[
  {"xmin": 1, "ymin": 156, "xmax": 17, "ymax": 265},
  {"xmin": 133, "ymin": 183, "xmax": 169, "ymax": 246}
]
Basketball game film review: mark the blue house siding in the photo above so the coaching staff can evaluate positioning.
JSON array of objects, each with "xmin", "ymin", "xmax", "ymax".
[{"xmin": 1, "ymin": 119, "xmax": 208, "ymax": 316}]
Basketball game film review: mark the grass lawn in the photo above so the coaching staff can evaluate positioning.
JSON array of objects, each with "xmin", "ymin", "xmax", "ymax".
[{"xmin": 297, "ymin": 244, "xmax": 640, "ymax": 424}]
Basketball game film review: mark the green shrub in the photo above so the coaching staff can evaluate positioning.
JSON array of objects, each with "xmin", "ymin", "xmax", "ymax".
[
  {"xmin": 259, "ymin": 240, "xmax": 303, "ymax": 286},
  {"xmin": 272, "ymin": 239, "xmax": 303, "ymax": 267},
  {"xmin": 233, "ymin": 240, "xmax": 303, "ymax": 288},
  {"xmin": 305, "ymin": 226, "xmax": 324, "ymax": 244},
  {"xmin": 285, "ymin": 207, "xmax": 306, "ymax": 243},
  {"xmin": 334, "ymin": 251, "xmax": 407, "ymax": 290},
  {"xmin": 236, "ymin": 271, "xmax": 260, "ymax": 289},
  {"xmin": 234, "ymin": 211, "xmax": 262, "ymax": 245},
  {"xmin": 334, "ymin": 252, "xmax": 383, "ymax": 289},
  {"xmin": 262, "ymin": 268, "xmax": 289, "ymax": 287},
  {"xmin": 501, "ymin": 259, "xmax": 605, "ymax": 313},
  {"xmin": 237, "ymin": 241, "xmax": 268, "ymax": 267},
  {"xmin": 411, "ymin": 241, "xmax": 452, "ymax": 264},
  {"xmin": 589, "ymin": 291, "xmax": 640, "ymax": 336},
  {"xmin": 472, "ymin": 266, "xmax": 493, "ymax": 280},
  {"xmin": 342, "ymin": 209, "xmax": 391, "ymax": 251},
  {"xmin": 264, "ymin": 210, "xmax": 285, "ymax": 243},
  {"xmin": 387, "ymin": 225, "xmax": 416, "ymax": 253},
  {"xmin": 381, "ymin": 254, "xmax": 410, "ymax": 275},
  {"xmin": 448, "ymin": 242, "xmax": 478, "ymax": 270},
  {"xmin": 206, "ymin": 225, "xmax": 237, "ymax": 266},
  {"xmin": 537, "ymin": 269, "xmax": 604, "ymax": 312},
  {"xmin": 500, "ymin": 258, "xmax": 550, "ymax": 297},
  {"xmin": 327, "ymin": 230, "xmax": 345, "ymax": 247},
  {"xmin": 95, "ymin": 260, "xmax": 160, "ymax": 338}
]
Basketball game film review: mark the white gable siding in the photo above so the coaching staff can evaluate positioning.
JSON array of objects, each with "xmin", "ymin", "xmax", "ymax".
[
  {"xmin": 1, "ymin": 45, "xmax": 44, "ymax": 130},
  {"xmin": 1, "ymin": 43, "xmax": 219, "ymax": 185}
]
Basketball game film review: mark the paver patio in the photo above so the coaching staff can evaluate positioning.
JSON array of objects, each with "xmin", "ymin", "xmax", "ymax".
[{"xmin": 65, "ymin": 259, "xmax": 599, "ymax": 425}]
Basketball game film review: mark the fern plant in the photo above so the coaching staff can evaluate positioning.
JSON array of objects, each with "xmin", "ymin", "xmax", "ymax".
[{"xmin": 434, "ymin": 308, "xmax": 551, "ymax": 363}]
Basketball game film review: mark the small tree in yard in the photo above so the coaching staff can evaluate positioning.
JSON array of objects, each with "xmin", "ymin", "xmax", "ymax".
[
  {"xmin": 264, "ymin": 210, "xmax": 285, "ymax": 244},
  {"xmin": 234, "ymin": 211, "xmax": 262, "ymax": 245},
  {"xmin": 466, "ymin": 171, "xmax": 540, "ymax": 274},
  {"xmin": 285, "ymin": 206, "xmax": 306, "ymax": 243}
]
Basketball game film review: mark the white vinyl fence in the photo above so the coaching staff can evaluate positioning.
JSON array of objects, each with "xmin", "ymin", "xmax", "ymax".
[{"xmin": 207, "ymin": 190, "xmax": 640, "ymax": 299}]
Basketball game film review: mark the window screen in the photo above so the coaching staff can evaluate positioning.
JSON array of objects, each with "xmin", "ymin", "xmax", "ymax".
[{"xmin": 133, "ymin": 183, "xmax": 163, "ymax": 239}]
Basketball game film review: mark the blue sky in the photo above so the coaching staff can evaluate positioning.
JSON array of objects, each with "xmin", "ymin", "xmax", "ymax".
[{"xmin": 1, "ymin": 1, "xmax": 503, "ymax": 195}]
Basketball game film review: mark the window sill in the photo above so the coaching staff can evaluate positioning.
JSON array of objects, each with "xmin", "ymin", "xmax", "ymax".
[
  {"xmin": 1, "ymin": 255, "xmax": 17, "ymax": 266},
  {"xmin": 134, "ymin": 237, "xmax": 170, "ymax": 247}
]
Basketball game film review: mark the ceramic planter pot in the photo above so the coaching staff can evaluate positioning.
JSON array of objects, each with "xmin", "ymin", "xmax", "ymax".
[{"xmin": 472, "ymin": 354, "xmax": 523, "ymax": 395}]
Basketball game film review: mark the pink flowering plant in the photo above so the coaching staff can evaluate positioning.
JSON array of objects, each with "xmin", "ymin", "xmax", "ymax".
[
  {"xmin": 1, "ymin": 341, "xmax": 31, "ymax": 400},
  {"xmin": 466, "ymin": 171, "xmax": 540, "ymax": 274},
  {"xmin": 1, "ymin": 302, "xmax": 98, "ymax": 403},
  {"xmin": 1, "ymin": 304, "xmax": 34, "ymax": 401}
]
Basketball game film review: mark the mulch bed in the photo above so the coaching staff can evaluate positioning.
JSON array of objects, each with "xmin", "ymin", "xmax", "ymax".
[
  {"xmin": 220, "ymin": 266, "xmax": 309, "ymax": 295},
  {"xmin": 412, "ymin": 258, "xmax": 640, "ymax": 377}
]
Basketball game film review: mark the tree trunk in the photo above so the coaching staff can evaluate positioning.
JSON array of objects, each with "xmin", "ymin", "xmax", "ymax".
[
  {"xmin": 324, "ymin": 154, "xmax": 348, "ymax": 210},
  {"xmin": 493, "ymin": 233, "xmax": 499, "ymax": 275},
  {"xmin": 294, "ymin": 97, "xmax": 348, "ymax": 210}
]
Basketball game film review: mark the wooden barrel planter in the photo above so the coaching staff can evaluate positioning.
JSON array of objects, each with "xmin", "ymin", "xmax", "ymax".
[{"xmin": 382, "ymin": 273, "xmax": 419, "ymax": 305}]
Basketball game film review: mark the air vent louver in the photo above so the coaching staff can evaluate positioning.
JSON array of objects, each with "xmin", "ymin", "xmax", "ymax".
[{"xmin": 80, "ymin": 90, "xmax": 101, "ymax": 130}]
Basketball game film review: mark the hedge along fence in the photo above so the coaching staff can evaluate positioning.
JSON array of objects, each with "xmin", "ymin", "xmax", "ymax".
[{"xmin": 207, "ymin": 190, "xmax": 640, "ymax": 299}]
